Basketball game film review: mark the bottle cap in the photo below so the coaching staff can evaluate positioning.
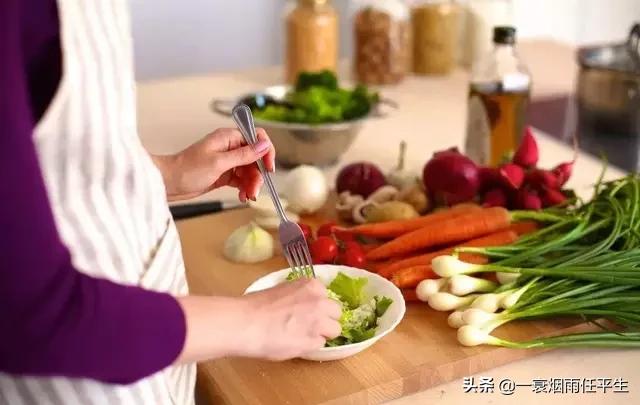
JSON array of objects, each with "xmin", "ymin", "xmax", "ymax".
[{"xmin": 493, "ymin": 26, "xmax": 516, "ymax": 45}]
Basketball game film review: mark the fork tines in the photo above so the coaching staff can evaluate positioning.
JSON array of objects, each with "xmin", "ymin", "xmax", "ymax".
[{"xmin": 284, "ymin": 237, "xmax": 315, "ymax": 278}]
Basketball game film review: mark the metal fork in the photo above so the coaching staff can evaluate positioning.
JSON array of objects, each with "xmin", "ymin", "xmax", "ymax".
[{"xmin": 231, "ymin": 104, "xmax": 315, "ymax": 278}]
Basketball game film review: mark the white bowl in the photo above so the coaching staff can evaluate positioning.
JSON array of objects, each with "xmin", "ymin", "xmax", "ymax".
[{"xmin": 244, "ymin": 264, "xmax": 406, "ymax": 361}]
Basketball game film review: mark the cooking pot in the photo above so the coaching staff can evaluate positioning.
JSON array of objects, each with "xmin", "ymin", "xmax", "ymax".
[{"xmin": 577, "ymin": 23, "xmax": 640, "ymax": 136}]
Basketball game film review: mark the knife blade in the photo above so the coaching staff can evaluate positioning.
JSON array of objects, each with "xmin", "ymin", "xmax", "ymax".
[{"xmin": 169, "ymin": 200, "xmax": 246, "ymax": 220}]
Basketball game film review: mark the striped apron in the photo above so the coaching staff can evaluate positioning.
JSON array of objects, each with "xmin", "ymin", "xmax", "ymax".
[{"xmin": 0, "ymin": 0, "xmax": 196, "ymax": 404}]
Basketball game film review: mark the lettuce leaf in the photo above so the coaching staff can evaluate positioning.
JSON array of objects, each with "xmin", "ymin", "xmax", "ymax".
[
  {"xmin": 375, "ymin": 296, "xmax": 393, "ymax": 317},
  {"xmin": 328, "ymin": 272, "xmax": 368, "ymax": 309},
  {"xmin": 284, "ymin": 270, "xmax": 393, "ymax": 347}
]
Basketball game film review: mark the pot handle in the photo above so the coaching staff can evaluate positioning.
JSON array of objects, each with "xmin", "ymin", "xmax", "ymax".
[
  {"xmin": 210, "ymin": 99, "xmax": 235, "ymax": 117},
  {"xmin": 372, "ymin": 98, "xmax": 399, "ymax": 119}
]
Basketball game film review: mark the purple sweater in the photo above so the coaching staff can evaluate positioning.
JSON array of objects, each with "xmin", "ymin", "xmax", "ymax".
[{"xmin": 0, "ymin": 0, "xmax": 186, "ymax": 384}]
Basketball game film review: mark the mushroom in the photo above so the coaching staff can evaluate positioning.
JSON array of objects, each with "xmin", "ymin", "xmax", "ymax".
[
  {"xmin": 335, "ymin": 191, "xmax": 364, "ymax": 222},
  {"xmin": 352, "ymin": 200, "xmax": 378, "ymax": 224},
  {"xmin": 368, "ymin": 185, "xmax": 399, "ymax": 203}
]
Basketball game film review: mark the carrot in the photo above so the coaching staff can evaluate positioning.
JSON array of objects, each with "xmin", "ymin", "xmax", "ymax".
[
  {"xmin": 366, "ymin": 207, "xmax": 512, "ymax": 261},
  {"xmin": 344, "ymin": 203, "xmax": 481, "ymax": 239},
  {"xmin": 390, "ymin": 265, "xmax": 438, "ymax": 288},
  {"xmin": 509, "ymin": 220, "xmax": 540, "ymax": 236},
  {"xmin": 401, "ymin": 288, "xmax": 420, "ymax": 302},
  {"xmin": 360, "ymin": 243, "xmax": 381, "ymax": 253},
  {"xmin": 390, "ymin": 251, "xmax": 491, "ymax": 287},
  {"xmin": 378, "ymin": 229, "xmax": 519, "ymax": 276}
]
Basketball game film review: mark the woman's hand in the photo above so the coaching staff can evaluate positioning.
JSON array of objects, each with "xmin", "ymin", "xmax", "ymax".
[
  {"xmin": 175, "ymin": 278, "xmax": 342, "ymax": 363},
  {"xmin": 152, "ymin": 128, "xmax": 276, "ymax": 202},
  {"xmin": 240, "ymin": 278, "xmax": 343, "ymax": 360}
]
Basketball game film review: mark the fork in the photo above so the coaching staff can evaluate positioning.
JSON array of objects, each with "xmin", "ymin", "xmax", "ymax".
[{"xmin": 231, "ymin": 104, "xmax": 315, "ymax": 278}]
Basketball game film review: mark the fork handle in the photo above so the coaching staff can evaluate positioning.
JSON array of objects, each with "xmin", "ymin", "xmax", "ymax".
[{"xmin": 232, "ymin": 104, "xmax": 288, "ymax": 222}]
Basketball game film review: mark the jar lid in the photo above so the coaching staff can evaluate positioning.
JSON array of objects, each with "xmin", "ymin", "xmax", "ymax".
[
  {"xmin": 578, "ymin": 23, "xmax": 640, "ymax": 75},
  {"xmin": 493, "ymin": 26, "xmax": 516, "ymax": 45}
]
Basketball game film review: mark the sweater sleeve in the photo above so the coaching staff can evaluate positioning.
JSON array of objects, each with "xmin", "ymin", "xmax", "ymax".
[{"xmin": 0, "ymin": 0, "xmax": 187, "ymax": 385}]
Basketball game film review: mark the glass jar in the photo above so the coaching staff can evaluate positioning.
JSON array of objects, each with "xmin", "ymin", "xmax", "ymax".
[
  {"xmin": 411, "ymin": 0, "xmax": 461, "ymax": 75},
  {"xmin": 285, "ymin": 0, "xmax": 339, "ymax": 84},
  {"xmin": 353, "ymin": 0, "xmax": 411, "ymax": 85}
]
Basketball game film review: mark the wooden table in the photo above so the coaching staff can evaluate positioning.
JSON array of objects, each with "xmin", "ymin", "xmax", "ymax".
[{"xmin": 137, "ymin": 41, "xmax": 637, "ymax": 404}]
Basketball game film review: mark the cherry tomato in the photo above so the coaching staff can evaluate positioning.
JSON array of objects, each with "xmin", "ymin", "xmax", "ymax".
[
  {"xmin": 310, "ymin": 236, "xmax": 338, "ymax": 264},
  {"xmin": 339, "ymin": 244, "xmax": 367, "ymax": 269},
  {"xmin": 297, "ymin": 222, "xmax": 313, "ymax": 242},
  {"xmin": 317, "ymin": 222, "xmax": 354, "ymax": 242},
  {"xmin": 342, "ymin": 241, "xmax": 364, "ymax": 255},
  {"xmin": 316, "ymin": 222, "xmax": 337, "ymax": 238}
]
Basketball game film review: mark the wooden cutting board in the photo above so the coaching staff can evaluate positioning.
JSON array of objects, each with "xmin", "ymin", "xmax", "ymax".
[{"xmin": 176, "ymin": 206, "xmax": 591, "ymax": 405}]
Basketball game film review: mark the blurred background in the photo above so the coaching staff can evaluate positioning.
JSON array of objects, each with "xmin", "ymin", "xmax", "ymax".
[
  {"xmin": 130, "ymin": 0, "xmax": 640, "ymax": 80},
  {"xmin": 133, "ymin": 0, "xmax": 640, "ymax": 173}
]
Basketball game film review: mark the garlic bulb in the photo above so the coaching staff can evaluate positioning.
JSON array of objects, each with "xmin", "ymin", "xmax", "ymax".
[
  {"xmin": 223, "ymin": 222, "xmax": 274, "ymax": 263},
  {"xmin": 386, "ymin": 141, "xmax": 416, "ymax": 190},
  {"xmin": 283, "ymin": 165, "xmax": 329, "ymax": 215}
]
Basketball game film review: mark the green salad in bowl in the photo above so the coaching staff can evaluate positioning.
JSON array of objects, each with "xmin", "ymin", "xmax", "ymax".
[
  {"xmin": 248, "ymin": 70, "xmax": 380, "ymax": 125},
  {"xmin": 286, "ymin": 270, "xmax": 393, "ymax": 347},
  {"xmin": 244, "ymin": 264, "xmax": 406, "ymax": 361}
]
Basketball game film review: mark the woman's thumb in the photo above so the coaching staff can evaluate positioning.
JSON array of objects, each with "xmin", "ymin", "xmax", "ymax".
[{"xmin": 218, "ymin": 140, "xmax": 270, "ymax": 171}]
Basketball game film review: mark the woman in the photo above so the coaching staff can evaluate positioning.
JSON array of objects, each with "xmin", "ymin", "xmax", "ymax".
[{"xmin": 1, "ymin": 1, "xmax": 341, "ymax": 404}]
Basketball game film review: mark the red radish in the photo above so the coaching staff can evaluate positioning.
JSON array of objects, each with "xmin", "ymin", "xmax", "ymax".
[
  {"xmin": 499, "ymin": 163, "xmax": 525, "ymax": 189},
  {"xmin": 525, "ymin": 169, "xmax": 559, "ymax": 190},
  {"xmin": 541, "ymin": 187, "xmax": 567, "ymax": 207},
  {"xmin": 479, "ymin": 167, "xmax": 502, "ymax": 191},
  {"xmin": 512, "ymin": 127, "xmax": 539, "ymax": 167},
  {"xmin": 516, "ymin": 188, "xmax": 542, "ymax": 210},
  {"xmin": 423, "ymin": 149, "xmax": 480, "ymax": 206},
  {"xmin": 552, "ymin": 161, "xmax": 574, "ymax": 187},
  {"xmin": 483, "ymin": 188, "xmax": 508, "ymax": 208},
  {"xmin": 336, "ymin": 162, "xmax": 387, "ymax": 198}
]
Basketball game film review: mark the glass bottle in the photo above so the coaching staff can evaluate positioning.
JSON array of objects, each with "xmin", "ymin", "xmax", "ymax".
[
  {"xmin": 411, "ymin": 0, "xmax": 461, "ymax": 75},
  {"xmin": 464, "ymin": 26, "xmax": 532, "ymax": 167},
  {"xmin": 285, "ymin": 0, "xmax": 339, "ymax": 84},
  {"xmin": 353, "ymin": 0, "xmax": 411, "ymax": 85}
]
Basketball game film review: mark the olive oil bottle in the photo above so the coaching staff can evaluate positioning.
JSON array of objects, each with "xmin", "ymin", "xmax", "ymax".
[{"xmin": 465, "ymin": 26, "xmax": 531, "ymax": 167}]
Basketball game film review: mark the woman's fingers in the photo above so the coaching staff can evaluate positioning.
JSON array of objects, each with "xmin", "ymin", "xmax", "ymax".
[
  {"xmin": 256, "ymin": 128, "xmax": 276, "ymax": 172},
  {"xmin": 318, "ymin": 318, "xmax": 342, "ymax": 340},
  {"xmin": 322, "ymin": 299, "xmax": 343, "ymax": 320},
  {"xmin": 234, "ymin": 166, "xmax": 263, "ymax": 200}
]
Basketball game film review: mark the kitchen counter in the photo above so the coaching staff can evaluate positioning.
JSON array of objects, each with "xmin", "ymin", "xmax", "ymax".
[{"xmin": 137, "ymin": 40, "xmax": 636, "ymax": 404}]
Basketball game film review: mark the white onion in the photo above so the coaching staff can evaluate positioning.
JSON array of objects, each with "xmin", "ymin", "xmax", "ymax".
[
  {"xmin": 457, "ymin": 325, "xmax": 492, "ymax": 347},
  {"xmin": 223, "ymin": 222, "xmax": 274, "ymax": 263},
  {"xmin": 427, "ymin": 292, "xmax": 479, "ymax": 311},
  {"xmin": 470, "ymin": 290, "xmax": 513, "ymax": 313},
  {"xmin": 497, "ymin": 272, "xmax": 520, "ymax": 284},
  {"xmin": 416, "ymin": 278, "xmax": 447, "ymax": 302},
  {"xmin": 283, "ymin": 165, "xmax": 329, "ymax": 215},
  {"xmin": 461, "ymin": 308, "xmax": 499, "ymax": 327},
  {"xmin": 447, "ymin": 311, "xmax": 467, "ymax": 328},
  {"xmin": 432, "ymin": 255, "xmax": 480, "ymax": 277},
  {"xmin": 501, "ymin": 287, "xmax": 527, "ymax": 309},
  {"xmin": 448, "ymin": 275, "xmax": 497, "ymax": 296}
]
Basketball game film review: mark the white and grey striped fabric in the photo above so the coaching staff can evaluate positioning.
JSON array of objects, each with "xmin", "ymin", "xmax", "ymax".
[{"xmin": 0, "ymin": 0, "xmax": 196, "ymax": 404}]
